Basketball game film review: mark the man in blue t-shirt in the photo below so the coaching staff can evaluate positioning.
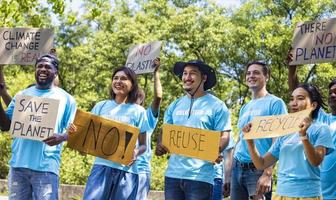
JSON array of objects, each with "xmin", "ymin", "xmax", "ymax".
[
  {"xmin": 231, "ymin": 61, "xmax": 287, "ymax": 200},
  {"xmin": 155, "ymin": 60, "xmax": 232, "ymax": 200},
  {"xmin": 0, "ymin": 54, "xmax": 77, "ymax": 200}
]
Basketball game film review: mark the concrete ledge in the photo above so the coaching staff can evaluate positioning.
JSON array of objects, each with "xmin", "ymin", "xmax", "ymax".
[{"xmin": 0, "ymin": 179, "xmax": 164, "ymax": 199}]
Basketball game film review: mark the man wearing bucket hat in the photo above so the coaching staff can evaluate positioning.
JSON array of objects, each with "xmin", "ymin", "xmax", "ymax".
[
  {"xmin": 156, "ymin": 60, "xmax": 232, "ymax": 200},
  {"xmin": 0, "ymin": 54, "xmax": 76, "ymax": 200},
  {"xmin": 230, "ymin": 61, "xmax": 287, "ymax": 200}
]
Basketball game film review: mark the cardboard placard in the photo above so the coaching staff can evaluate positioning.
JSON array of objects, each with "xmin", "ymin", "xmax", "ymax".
[
  {"xmin": 162, "ymin": 123, "xmax": 220, "ymax": 162},
  {"xmin": 243, "ymin": 108, "xmax": 312, "ymax": 139},
  {"xmin": 290, "ymin": 18, "xmax": 336, "ymax": 65},
  {"xmin": 0, "ymin": 27, "xmax": 54, "ymax": 65},
  {"xmin": 67, "ymin": 110, "xmax": 140, "ymax": 165},
  {"xmin": 125, "ymin": 41, "xmax": 161, "ymax": 74},
  {"xmin": 9, "ymin": 95, "xmax": 60, "ymax": 141}
]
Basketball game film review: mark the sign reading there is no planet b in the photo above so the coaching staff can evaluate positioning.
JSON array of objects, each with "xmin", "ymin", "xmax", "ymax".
[
  {"xmin": 126, "ymin": 41, "xmax": 162, "ymax": 74},
  {"xmin": 9, "ymin": 95, "xmax": 60, "ymax": 141},
  {"xmin": 290, "ymin": 18, "xmax": 336, "ymax": 65},
  {"xmin": 0, "ymin": 27, "xmax": 54, "ymax": 65}
]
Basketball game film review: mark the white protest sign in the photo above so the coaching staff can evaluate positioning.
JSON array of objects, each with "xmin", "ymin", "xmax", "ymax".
[
  {"xmin": 290, "ymin": 18, "xmax": 336, "ymax": 65},
  {"xmin": 0, "ymin": 28, "xmax": 54, "ymax": 65},
  {"xmin": 125, "ymin": 41, "xmax": 161, "ymax": 74},
  {"xmin": 9, "ymin": 95, "xmax": 60, "ymax": 141}
]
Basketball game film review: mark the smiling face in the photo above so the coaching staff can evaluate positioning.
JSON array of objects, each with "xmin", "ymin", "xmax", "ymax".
[
  {"xmin": 182, "ymin": 65, "xmax": 206, "ymax": 93},
  {"xmin": 289, "ymin": 87, "xmax": 316, "ymax": 113},
  {"xmin": 245, "ymin": 64, "xmax": 268, "ymax": 91},
  {"xmin": 35, "ymin": 61, "xmax": 57, "ymax": 89},
  {"xmin": 111, "ymin": 70, "xmax": 133, "ymax": 98}
]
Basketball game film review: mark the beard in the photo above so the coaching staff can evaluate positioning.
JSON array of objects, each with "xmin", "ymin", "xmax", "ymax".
[{"xmin": 35, "ymin": 74, "xmax": 54, "ymax": 88}]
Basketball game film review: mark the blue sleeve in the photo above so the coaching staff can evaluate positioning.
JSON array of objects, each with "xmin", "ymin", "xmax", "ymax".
[
  {"xmin": 214, "ymin": 102, "xmax": 232, "ymax": 131},
  {"xmin": 271, "ymin": 99, "xmax": 288, "ymax": 115},
  {"xmin": 138, "ymin": 109, "xmax": 147, "ymax": 134},
  {"xmin": 61, "ymin": 96, "xmax": 77, "ymax": 132},
  {"xmin": 146, "ymin": 106, "xmax": 159, "ymax": 130},
  {"xmin": 310, "ymin": 124, "xmax": 334, "ymax": 155},
  {"xmin": 316, "ymin": 108, "xmax": 329, "ymax": 124},
  {"xmin": 164, "ymin": 101, "xmax": 176, "ymax": 124},
  {"xmin": 269, "ymin": 137, "xmax": 282, "ymax": 159}
]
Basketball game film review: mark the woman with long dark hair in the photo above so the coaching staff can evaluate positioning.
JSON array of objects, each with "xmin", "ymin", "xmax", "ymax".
[{"xmin": 245, "ymin": 83, "xmax": 334, "ymax": 200}]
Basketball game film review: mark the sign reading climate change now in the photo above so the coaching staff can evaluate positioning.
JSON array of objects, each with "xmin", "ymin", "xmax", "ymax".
[
  {"xmin": 126, "ymin": 41, "xmax": 161, "ymax": 74},
  {"xmin": 290, "ymin": 18, "xmax": 336, "ymax": 65},
  {"xmin": 0, "ymin": 28, "xmax": 54, "ymax": 65},
  {"xmin": 10, "ymin": 95, "xmax": 60, "ymax": 141},
  {"xmin": 162, "ymin": 124, "xmax": 221, "ymax": 162},
  {"xmin": 243, "ymin": 108, "xmax": 312, "ymax": 139},
  {"xmin": 67, "ymin": 110, "xmax": 140, "ymax": 165}
]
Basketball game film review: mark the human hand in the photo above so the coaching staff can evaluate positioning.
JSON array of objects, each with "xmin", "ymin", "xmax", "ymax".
[
  {"xmin": 43, "ymin": 134, "xmax": 68, "ymax": 146},
  {"xmin": 256, "ymin": 173, "xmax": 272, "ymax": 195},
  {"xmin": 299, "ymin": 117, "xmax": 312, "ymax": 136},
  {"xmin": 155, "ymin": 142, "xmax": 169, "ymax": 156},
  {"xmin": 153, "ymin": 57, "xmax": 160, "ymax": 72}
]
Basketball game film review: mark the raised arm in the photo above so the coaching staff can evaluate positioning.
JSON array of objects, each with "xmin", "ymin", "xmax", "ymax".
[
  {"xmin": 0, "ymin": 65, "xmax": 12, "ymax": 106},
  {"xmin": 287, "ymin": 49, "xmax": 299, "ymax": 93},
  {"xmin": 151, "ymin": 58, "xmax": 162, "ymax": 116}
]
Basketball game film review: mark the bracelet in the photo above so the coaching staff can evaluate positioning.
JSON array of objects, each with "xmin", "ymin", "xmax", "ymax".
[{"xmin": 300, "ymin": 135, "xmax": 308, "ymax": 141}]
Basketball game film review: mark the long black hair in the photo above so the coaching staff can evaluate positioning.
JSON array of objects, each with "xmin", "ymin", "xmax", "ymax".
[
  {"xmin": 296, "ymin": 83, "xmax": 327, "ymax": 119},
  {"xmin": 109, "ymin": 67, "xmax": 139, "ymax": 104}
]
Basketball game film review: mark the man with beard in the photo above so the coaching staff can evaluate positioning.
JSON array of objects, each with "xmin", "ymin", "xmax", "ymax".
[
  {"xmin": 288, "ymin": 61, "xmax": 336, "ymax": 200},
  {"xmin": 155, "ymin": 60, "xmax": 231, "ymax": 200},
  {"xmin": 0, "ymin": 54, "xmax": 77, "ymax": 200}
]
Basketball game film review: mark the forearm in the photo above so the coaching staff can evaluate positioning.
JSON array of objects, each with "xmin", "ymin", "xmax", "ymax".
[
  {"xmin": 0, "ymin": 100, "xmax": 11, "ymax": 131},
  {"xmin": 288, "ymin": 65, "xmax": 298, "ymax": 92},
  {"xmin": 137, "ymin": 133, "xmax": 147, "ymax": 156},
  {"xmin": 2, "ymin": 92, "xmax": 12, "ymax": 106},
  {"xmin": 151, "ymin": 70, "xmax": 162, "ymax": 116},
  {"xmin": 302, "ymin": 139, "xmax": 324, "ymax": 166},
  {"xmin": 246, "ymin": 140, "xmax": 267, "ymax": 170},
  {"xmin": 219, "ymin": 131, "xmax": 230, "ymax": 152}
]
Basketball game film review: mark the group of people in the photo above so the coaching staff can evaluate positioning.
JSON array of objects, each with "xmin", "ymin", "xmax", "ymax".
[{"xmin": 0, "ymin": 52, "xmax": 335, "ymax": 200}]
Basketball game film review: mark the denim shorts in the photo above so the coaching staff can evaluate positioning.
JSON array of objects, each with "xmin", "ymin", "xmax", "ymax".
[
  {"xmin": 83, "ymin": 164, "xmax": 138, "ymax": 200},
  {"xmin": 8, "ymin": 167, "xmax": 59, "ymax": 200},
  {"xmin": 136, "ymin": 172, "xmax": 150, "ymax": 200},
  {"xmin": 230, "ymin": 159, "xmax": 272, "ymax": 200},
  {"xmin": 164, "ymin": 177, "xmax": 213, "ymax": 200}
]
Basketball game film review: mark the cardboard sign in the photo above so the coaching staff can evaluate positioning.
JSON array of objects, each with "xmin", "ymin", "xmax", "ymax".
[
  {"xmin": 162, "ymin": 124, "xmax": 220, "ymax": 162},
  {"xmin": 243, "ymin": 108, "xmax": 313, "ymax": 139},
  {"xmin": 290, "ymin": 18, "xmax": 336, "ymax": 65},
  {"xmin": 125, "ymin": 41, "xmax": 161, "ymax": 74},
  {"xmin": 0, "ymin": 28, "xmax": 54, "ymax": 65},
  {"xmin": 67, "ymin": 110, "xmax": 140, "ymax": 165},
  {"xmin": 9, "ymin": 95, "xmax": 60, "ymax": 141}
]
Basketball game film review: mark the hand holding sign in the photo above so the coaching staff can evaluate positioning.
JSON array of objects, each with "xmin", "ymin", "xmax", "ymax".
[
  {"xmin": 43, "ymin": 133, "xmax": 67, "ymax": 146},
  {"xmin": 299, "ymin": 117, "xmax": 312, "ymax": 136},
  {"xmin": 243, "ymin": 108, "xmax": 313, "ymax": 140}
]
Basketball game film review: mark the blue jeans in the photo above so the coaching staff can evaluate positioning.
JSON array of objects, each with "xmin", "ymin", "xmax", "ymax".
[
  {"xmin": 212, "ymin": 178, "xmax": 223, "ymax": 200},
  {"xmin": 83, "ymin": 164, "xmax": 138, "ymax": 200},
  {"xmin": 230, "ymin": 159, "xmax": 272, "ymax": 200},
  {"xmin": 136, "ymin": 172, "xmax": 150, "ymax": 200},
  {"xmin": 8, "ymin": 167, "xmax": 59, "ymax": 200},
  {"xmin": 165, "ymin": 177, "xmax": 213, "ymax": 200}
]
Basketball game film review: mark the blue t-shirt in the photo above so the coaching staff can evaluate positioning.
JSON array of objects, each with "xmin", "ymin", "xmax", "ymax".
[
  {"xmin": 164, "ymin": 93, "xmax": 232, "ymax": 184},
  {"xmin": 92, "ymin": 100, "xmax": 147, "ymax": 174},
  {"xmin": 234, "ymin": 94, "xmax": 287, "ymax": 163},
  {"xmin": 137, "ymin": 106, "xmax": 159, "ymax": 173},
  {"xmin": 317, "ymin": 109, "xmax": 336, "ymax": 200},
  {"xmin": 214, "ymin": 134, "xmax": 235, "ymax": 180},
  {"xmin": 269, "ymin": 122, "xmax": 334, "ymax": 197},
  {"xmin": 6, "ymin": 86, "xmax": 77, "ymax": 175}
]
